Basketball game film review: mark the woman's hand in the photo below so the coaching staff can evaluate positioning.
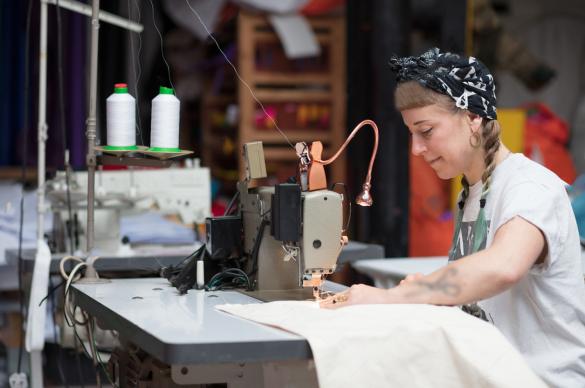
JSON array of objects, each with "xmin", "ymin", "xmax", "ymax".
[
  {"xmin": 400, "ymin": 272, "xmax": 423, "ymax": 286},
  {"xmin": 320, "ymin": 284, "xmax": 392, "ymax": 309}
]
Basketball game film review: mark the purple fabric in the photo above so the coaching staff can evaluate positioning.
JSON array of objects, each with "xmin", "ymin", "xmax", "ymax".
[{"xmin": 68, "ymin": 10, "xmax": 86, "ymax": 168}]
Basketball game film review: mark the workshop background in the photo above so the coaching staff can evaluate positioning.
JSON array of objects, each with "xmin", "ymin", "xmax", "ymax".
[
  {"xmin": 1, "ymin": 0, "xmax": 585, "ymax": 385},
  {"xmin": 2, "ymin": 0, "xmax": 585, "ymax": 255}
]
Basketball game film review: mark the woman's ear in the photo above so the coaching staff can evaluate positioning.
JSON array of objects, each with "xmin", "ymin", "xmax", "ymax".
[{"xmin": 466, "ymin": 112, "xmax": 483, "ymax": 133}]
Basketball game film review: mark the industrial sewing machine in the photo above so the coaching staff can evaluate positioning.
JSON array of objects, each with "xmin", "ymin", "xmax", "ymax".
[
  {"xmin": 47, "ymin": 159, "xmax": 211, "ymax": 254},
  {"xmin": 205, "ymin": 120, "xmax": 378, "ymax": 300},
  {"xmin": 241, "ymin": 141, "xmax": 345, "ymax": 299}
]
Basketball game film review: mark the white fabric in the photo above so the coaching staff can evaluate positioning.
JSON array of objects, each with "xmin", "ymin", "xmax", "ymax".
[
  {"xmin": 458, "ymin": 153, "xmax": 585, "ymax": 387},
  {"xmin": 217, "ymin": 302, "xmax": 546, "ymax": 388},
  {"xmin": 25, "ymin": 239, "xmax": 52, "ymax": 352}
]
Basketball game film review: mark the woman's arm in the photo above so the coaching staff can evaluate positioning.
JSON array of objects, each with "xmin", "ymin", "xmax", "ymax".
[{"xmin": 322, "ymin": 216, "xmax": 547, "ymax": 308}]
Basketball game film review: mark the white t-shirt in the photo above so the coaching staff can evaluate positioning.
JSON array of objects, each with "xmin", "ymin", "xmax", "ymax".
[{"xmin": 452, "ymin": 153, "xmax": 585, "ymax": 387}]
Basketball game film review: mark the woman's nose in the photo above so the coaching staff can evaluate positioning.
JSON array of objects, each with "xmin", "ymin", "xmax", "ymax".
[{"xmin": 411, "ymin": 137, "xmax": 426, "ymax": 156}]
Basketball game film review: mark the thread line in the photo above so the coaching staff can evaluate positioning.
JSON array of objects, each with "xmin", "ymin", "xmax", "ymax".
[
  {"xmin": 183, "ymin": 0, "xmax": 295, "ymax": 150},
  {"xmin": 149, "ymin": 0, "xmax": 175, "ymax": 92},
  {"xmin": 127, "ymin": 0, "xmax": 144, "ymax": 145}
]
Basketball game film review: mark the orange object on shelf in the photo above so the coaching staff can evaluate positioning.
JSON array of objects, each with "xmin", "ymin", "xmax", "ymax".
[{"xmin": 524, "ymin": 102, "xmax": 577, "ymax": 184}]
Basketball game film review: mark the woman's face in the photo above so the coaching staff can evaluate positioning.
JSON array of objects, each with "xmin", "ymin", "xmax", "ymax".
[{"xmin": 402, "ymin": 104, "xmax": 480, "ymax": 180}]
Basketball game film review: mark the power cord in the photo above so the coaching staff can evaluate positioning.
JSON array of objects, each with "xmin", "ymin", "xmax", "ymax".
[
  {"xmin": 60, "ymin": 256, "xmax": 119, "ymax": 388},
  {"xmin": 330, "ymin": 182, "xmax": 352, "ymax": 233},
  {"xmin": 205, "ymin": 268, "xmax": 251, "ymax": 291}
]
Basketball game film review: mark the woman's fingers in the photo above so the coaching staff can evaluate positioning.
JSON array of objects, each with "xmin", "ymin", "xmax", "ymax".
[
  {"xmin": 319, "ymin": 291, "xmax": 350, "ymax": 309},
  {"xmin": 400, "ymin": 273, "xmax": 424, "ymax": 285}
]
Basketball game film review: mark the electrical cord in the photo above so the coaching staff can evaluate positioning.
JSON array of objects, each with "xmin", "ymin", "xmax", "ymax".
[
  {"xmin": 60, "ymin": 255, "xmax": 85, "ymax": 282},
  {"xmin": 248, "ymin": 218, "xmax": 268, "ymax": 277},
  {"xmin": 38, "ymin": 278, "xmax": 65, "ymax": 308},
  {"xmin": 60, "ymin": 258, "xmax": 118, "ymax": 388},
  {"xmin": 161, "ymin": 244, "xmax": 208, "ymax": 294},
  {"xmin": 223, "ymin": 190, "xmax": 240, "ymax": 216},
  {"xmin": 48, "ymin": 276, "xmax": 69, "ymax": 387},
  {"xmin": 205, "ymin": 268, "xmax": 251, "ymax": 291},
  {"xmin": 330, "ymin": 182, "xmax": 352, "ymax": 233}
]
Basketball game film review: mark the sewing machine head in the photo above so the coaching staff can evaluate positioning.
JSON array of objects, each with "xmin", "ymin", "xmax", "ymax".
[
  {"xmin": 206, "ymin": 120, "xmax": 378, "ymax": 298},
  {"xmin": 237, "ymin": 142, "xmax": 345, "ymax": 295}
]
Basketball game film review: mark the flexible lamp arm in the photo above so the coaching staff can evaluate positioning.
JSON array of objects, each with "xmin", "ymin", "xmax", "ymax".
[{"xmin": 314, "ymin": 119, "xmax": 379, "ymax": 206}]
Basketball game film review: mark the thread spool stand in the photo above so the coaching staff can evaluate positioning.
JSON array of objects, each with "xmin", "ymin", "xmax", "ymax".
[{"xmin": 94, "ymin": 145, "xmax": 193, "ymax": 168}]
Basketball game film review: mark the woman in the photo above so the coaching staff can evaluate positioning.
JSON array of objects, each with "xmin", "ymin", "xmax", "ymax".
[{"xmin": 322, "ymin": 48, "xmax": 585, "ymax": 387}]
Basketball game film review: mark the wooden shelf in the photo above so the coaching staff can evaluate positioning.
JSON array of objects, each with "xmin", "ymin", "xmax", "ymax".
[
  {"xmin": 0, "ymin": 167, "xmax": 39, "ymax": 183},
  {"xmin": 252, "ymin": 72, "xmax": 333, "ymax": 85},
  {"xmin": 237, "ymin": 10, "xmax": 346, "ymax": 185},
  {"xmin": 201, "ymin": 10, "xmax": 346, "ymax": 191},
  {"xmin": 252, "ymin": 89, "xmax": 331, "ymax": 102},
  {"xmin": 252, "ymin": 32, "xmax": 334, "ymax": 45}
]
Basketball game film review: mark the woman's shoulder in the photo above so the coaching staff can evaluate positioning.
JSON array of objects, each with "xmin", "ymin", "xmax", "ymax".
[{"xmin": 495, "ymin": 153, "xmax": 567, "ymax": 192}]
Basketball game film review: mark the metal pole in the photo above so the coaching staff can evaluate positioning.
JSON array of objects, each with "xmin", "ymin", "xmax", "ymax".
[
  {"xmin": 86, "ymin": 0, "xmax": 100, "ymax": 253},
  {"xmin": 31, "ymin": 3, "xmax": 49, "ymax": 387},
  {"xmin": 46, "ymin": 0, "xmax": 143, "ymax": 32},
  {"xmin": 38, "ymin": 0, "xmax": 48, "ymax": 243}
]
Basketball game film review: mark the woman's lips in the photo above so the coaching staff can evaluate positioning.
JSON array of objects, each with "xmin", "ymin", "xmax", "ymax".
[{"xmin": 427, "ymin": 156, "xmax": 441, "ymax": 165}]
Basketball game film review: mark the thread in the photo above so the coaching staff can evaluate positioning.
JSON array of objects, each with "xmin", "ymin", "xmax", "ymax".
[
  {"xmin": 106, "ymin": 83, "xmax": 137, "ymax": 149},
  {"xmin": 150, "ymin": 86, "xmax": 180, "ymax": 151},
  {"xmin": 183, "ymin": 0, "xmax": 295, "ymax": 149},
  {"xmin": 127, "ymin": 0, "xmax": 144, "ymax": 144}
]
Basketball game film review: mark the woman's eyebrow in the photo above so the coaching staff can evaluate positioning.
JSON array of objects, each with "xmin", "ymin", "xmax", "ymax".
[{"xmin": 413, "ymin": 119, "xmax": 431, "ymax": 125}]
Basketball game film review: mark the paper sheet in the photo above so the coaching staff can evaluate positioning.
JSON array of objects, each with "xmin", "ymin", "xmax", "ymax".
[
  {"xmin": 217, "ymin": 302, "xmax": 546, "ymax": 388},
  {"xmin": 268, "ymin": 14, "xmax": 320, "ymax": 59}
]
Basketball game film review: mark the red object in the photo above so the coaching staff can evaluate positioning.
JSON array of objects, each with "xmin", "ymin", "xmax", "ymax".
[
  {"xmin": 301, "ymin": 0, "xmax": 345, "ymax": 15},
  {"xmin": 114, "ymin": 83, "xmax": 127, "ymax": 88},
  {"xmin": 524, "ymin": 102, "xmax": 576, "ymax": 184},
  {"xmin": 409, "ymin": 153, "xmax": 454, "ymax": 257},
  {"xmin": 211, "ymin": 199, "xmax": 227, "ymax": 217}
]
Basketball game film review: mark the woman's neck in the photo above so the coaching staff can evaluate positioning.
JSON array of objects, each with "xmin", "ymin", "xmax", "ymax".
[{"xmin": 464, "ymin": 143, "xmax": 510, "ymax": 185}]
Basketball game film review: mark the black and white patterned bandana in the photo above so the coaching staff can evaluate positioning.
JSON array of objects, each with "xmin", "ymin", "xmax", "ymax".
[{"xmin": 389, "ymin": 48, "xmax": 497, "ymax": 120}]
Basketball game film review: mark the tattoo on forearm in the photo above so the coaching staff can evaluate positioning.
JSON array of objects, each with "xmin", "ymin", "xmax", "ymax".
[{"xmin": 406, "ymin": 268, "xmax": 461, "ymax": 297}]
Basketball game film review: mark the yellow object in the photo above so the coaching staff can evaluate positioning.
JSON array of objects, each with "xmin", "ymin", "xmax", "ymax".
[{"xmin": 450, "ymin": 108, "xmax": 526, "ymax": 208}]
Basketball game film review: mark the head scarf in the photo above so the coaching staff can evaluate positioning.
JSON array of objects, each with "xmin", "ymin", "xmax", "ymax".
[{"xmin": 389, "ymin": 48, "xmax": 497, "ymax": 120}]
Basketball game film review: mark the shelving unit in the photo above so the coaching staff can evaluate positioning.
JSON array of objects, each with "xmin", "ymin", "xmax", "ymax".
[
  {"xmin": 202, "ymin": 10, "xmax": 347, "ymax": 191},
  {"xmin": 238, "ymin": 10, "xmax": 346, "ymax": 185},
  {"xmin": 201, "ymin": 85, "xmax": 239, "ymax": 193}
]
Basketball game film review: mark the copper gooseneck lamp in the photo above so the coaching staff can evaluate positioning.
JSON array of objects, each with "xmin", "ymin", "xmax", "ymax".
[{"xmin": 314, "ymin": 119, "xmax": 379, "ymax": 206}]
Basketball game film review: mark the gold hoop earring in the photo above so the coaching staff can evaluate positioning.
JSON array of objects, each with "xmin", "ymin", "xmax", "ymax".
[{"xmin": 469, "ymin": 132, "xmax": 482, "ymax": 148}]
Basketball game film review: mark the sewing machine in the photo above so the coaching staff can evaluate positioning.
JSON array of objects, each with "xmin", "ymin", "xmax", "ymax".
[
  {"xmin": 47, "ymin": 159, "xmax": 211, "ymax": 254},
  {"xmin": 206, "ymin": 138, "xmax": 374, "ymax": 300},
  {"xmin": 242, "ymin": 141, "xmax": 345, "ymax": 299}
]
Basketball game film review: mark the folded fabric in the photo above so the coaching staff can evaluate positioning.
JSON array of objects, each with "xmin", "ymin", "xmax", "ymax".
[
  {"xmin": 120, "ymin": 212, "xmax": 195, "ymax": 245},
  {"xmin": 217, "ymin": 302, "xmax": 546, "ymax": 388}
]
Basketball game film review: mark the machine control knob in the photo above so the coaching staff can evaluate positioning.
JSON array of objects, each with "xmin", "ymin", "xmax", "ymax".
[{"xmin": 313, "ymin": 239, "xmax": 321, "ymax": 249}]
